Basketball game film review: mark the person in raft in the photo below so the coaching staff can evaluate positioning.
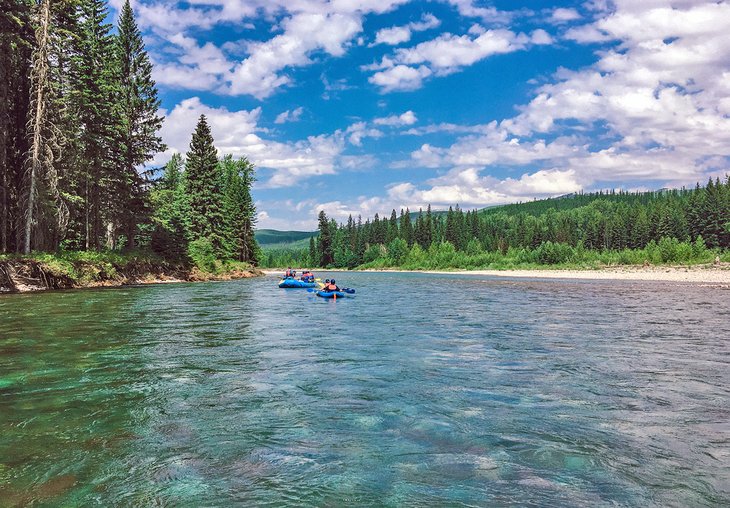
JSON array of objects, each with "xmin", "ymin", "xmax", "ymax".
[
  {"xmin": 323, "ymin": 279, "xmax": 340, "ymax": 292},
  {"xmin": 301, "ymin": 270, "xmax": 314, "ymax": 282},
  {"xmin": 285, "ymin": 267, "xmax": 293, "ymax": 278}
]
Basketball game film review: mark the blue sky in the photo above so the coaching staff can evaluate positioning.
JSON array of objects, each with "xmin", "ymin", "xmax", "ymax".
[{"xmin": 111, "ymin": 0, "xmax": 730, "ymax": 229}]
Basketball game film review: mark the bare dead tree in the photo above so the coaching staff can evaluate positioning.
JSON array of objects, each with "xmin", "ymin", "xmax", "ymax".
[{"xmin": 23, "ymin": 0, "xmax": 67, "ymax": 253}]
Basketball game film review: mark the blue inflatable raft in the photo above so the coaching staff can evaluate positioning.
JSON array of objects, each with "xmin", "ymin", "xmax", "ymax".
[
  {"xmin": 315, "ymin": 288, "xmax": 355, "ymax": 298},
  {"xmin": 279, "ymin": 277, "xmax": 317, "ymax": 288},
  {"xmin": 315, "ymin": 290, "xmax": 345, "ymax": 299}
]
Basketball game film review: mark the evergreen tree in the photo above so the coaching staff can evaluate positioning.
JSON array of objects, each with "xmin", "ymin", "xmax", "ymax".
[
  {"xmin": 445, "ymin": 206, "xmax": 456, "ymax": 246},
  {"xmin": 399, "ymin": 208, "xmax": 413, "ymax": 246},
  {"xmin": 346, "ymin": 214, "xmax": 356, "ymax": 250},
  {"xmin": 72, "ymin": 0, "xmax": 118, "ymax": 249},
  {"xmin": 414, "ymin": 209, "xmax": 424, "ymax": 247},
  {"xmin": 161, "ymin": 152, "xmax": 182, "ymax": 191},
  {"xmin": 220, "ymin": 154, "xmax": 258, "ymax": 264},
  {"xmin": 1, "ymin": 0, "xmax": 34, "ymax": 252},
  {"xmin": 114, "ymin": 0, "xmax": 165, "ymax": 249},
  {"xmin": 308, "ymin": 236, "xmax": 316, "ymax": 266},
  {"xmin": 150, "ymin": 170, "xmax": 188, "ymax": 260},
  {"xmin": 317, "ymin": 210, "xmax": 333, "ymax": 266},
  {"xmin": 702, "ymin": 177, "xmax": 728, "ymax": 247},
  {"xmin": 372, "ymin": 213, "xmax": 386, "ymax": 244},
  {"xmin": 387, "ymin": 209, "xmax": 398, "ymax": 243},
  {"xmin": 425, "ymin": 204, "xmax": 433, "ymax": 247},
  {"xmin": 184, "ymin": 114, "xmax": 226, "ymax": 255},
  {"xmin": 629, "ymin": 208, "xmax": 650, "ymax": 248}
]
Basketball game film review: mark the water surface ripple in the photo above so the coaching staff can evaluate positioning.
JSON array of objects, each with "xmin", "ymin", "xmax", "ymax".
[{"xmin": 1, "ymin": 273, "xmax": 728, "ymax": 506}]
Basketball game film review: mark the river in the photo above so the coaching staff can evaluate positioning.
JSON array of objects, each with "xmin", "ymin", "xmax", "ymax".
[{"xmin": 1, "ymin": 272, "xmax": 728, "ymax": 506}]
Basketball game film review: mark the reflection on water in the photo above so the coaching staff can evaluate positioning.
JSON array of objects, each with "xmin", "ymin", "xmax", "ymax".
[{"xmin": 1, "ymin": 273, "xmax": 729, "ymax": 506}]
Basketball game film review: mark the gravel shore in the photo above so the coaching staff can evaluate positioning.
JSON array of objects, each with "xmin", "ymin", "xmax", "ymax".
[{"xmin": 264, "ymin": 265, "xmax": 730, "ymax": 285}]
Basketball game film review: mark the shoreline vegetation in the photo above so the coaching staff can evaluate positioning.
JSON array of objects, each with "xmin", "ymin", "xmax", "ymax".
[
  {"xmin": 0, "ymin": 251, "xmax": 262, "ymax": 293},
  {"xmin": 1, "ymin": 1, "xmax": 262, "ymax": 289},
  {"xmin": 262, "ymin": 180, "xmax": 730, "ymax": 280}
]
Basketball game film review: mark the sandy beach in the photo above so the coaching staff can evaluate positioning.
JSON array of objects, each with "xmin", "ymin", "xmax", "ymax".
[{"xmin": 265, "ymin": 264, "xmax": 730, "ymax": 285}]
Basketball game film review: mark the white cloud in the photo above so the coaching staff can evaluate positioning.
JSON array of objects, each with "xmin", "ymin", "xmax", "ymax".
[
  {"xmin": 372, "ymin": 13, "xmax": 441, "ymax": 46},
  {"xmin": 366, "ymin": 26, "xmax": 551, "ymax": 91},
  {"xmin": 403, "ymin": 122, "xmax": 493, "ymax": 136},
  {"xmin": 407, "ymin": 123, "xmax": 583, "ymax": 169},
  {"xmin": 564, "ymin": 24, "xmax": 612, "ymax": 43},
  {"xmin": 530, "ymin": 29, "xmax": 553, "ymax": 46},
  {"xmin": 152, "ymin": 33, "xmax": 233, "ymax": 91},
  {"xmin": 122, "ymin": 0, "xmax": 414, "ymax": 98},
  {"xmin": 374, "ymin": 110, "xmax": 417, "ymax": 126},
  {"xmin": 157, "ymin": 97, "xmax": 345, "ymax": 187},
  {"xmin": 274, "ymin": 106, "xmax": 304, "ymax": 124},
  {"xmin": 152, "ymin": 60, "xmax": 222, "ymax": 91},
  {"xmin": 388, "ymin": 0, "xmax": 730, "ymax": 209},
  {"xmin": 345, "ymin": 122, "xmax": 383, "ymax": 146},
  {"xmin": 444, "ymin": 0, "xmax": 512, "ymax": 24},
  {"xmin": 550, "ymin": 8, "xmax": 581, "ymax": 23},
  {"xmin": 374, "ymin": 26, "xmax": 412, "ymax": 46},
  {"xmin": 227, "ymin": 12, "xmax": 363, "ymax": 98},
  {"xmin": 396, "ymin": 28, "xmax": 528, "ymax": 71},
  {"xmin": 369, "ymin": 64, "xmax": 432, "ymax": 92}
]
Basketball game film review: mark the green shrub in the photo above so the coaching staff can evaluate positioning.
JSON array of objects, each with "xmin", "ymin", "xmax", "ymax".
[
  {"xmin": 188, "ymin": 238, "xmax": 217, "ymax": 272},
  {"xmin": 535, "ymin": 241, "xmax": 575, "ymax": 264},
  {"xmin": 388, "ymin": 238, "xmax": 409, "ymax": 263},
  {"xmin": 465, "ymin": 239, "xmax": 483, "ymax": 256},
  {"xmin": 692, "ymin": 236, "xmax": 709, "ymax": 259},
  {"xmin": 363, "ymin": 244, "xmax": 383, "ymax": 264}
]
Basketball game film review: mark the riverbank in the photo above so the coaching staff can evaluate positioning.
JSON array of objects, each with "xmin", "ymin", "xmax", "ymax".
[
  {"xmin": 0, "ymin": 253, "xmax": 263, "ymax": 293},
  {"xmin": 263, "ymin": 263, "xmax": 730, "ymax": 285}
]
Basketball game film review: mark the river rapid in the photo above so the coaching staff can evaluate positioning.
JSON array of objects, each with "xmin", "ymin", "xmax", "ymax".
[{"xmin": 1, "ymin": 272, "xmax": 728, "ymax": 506}]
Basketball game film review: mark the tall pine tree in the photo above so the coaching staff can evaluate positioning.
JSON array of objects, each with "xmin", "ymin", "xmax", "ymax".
[
  {"xmin": 114, "ymin": 0, "xmax": 164, "ymax": 249},
  {"xmin": 220, "ymin": 154, "xmax": 258, "ymax": 264},
  {"xmin": 72, "ymin": 0, "xmax": 118, "ymax": 249},
  {"xmin": 184, "ymin": 114, "xmax": 225, "ymax": 256},
  {"xmin": 0, "ymin": 0, "xmax": 33, "ymax": 252},
  {"xmin": 317, "ymin": 210, "xmax": 333, "ymax": 266}
]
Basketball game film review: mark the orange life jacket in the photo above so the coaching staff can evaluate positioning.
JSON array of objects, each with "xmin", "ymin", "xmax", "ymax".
[{"xmin": 325, "ymin": 283, "xmax": 337, "ymax": 291}]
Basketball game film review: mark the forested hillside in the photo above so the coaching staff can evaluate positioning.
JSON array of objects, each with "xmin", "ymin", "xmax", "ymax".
[
  {"xmin": 261, "ymin": 180, "xmax": 730, "ymax": 269},
  {"xmin": 0, "ymin": 0, "xmax": 258, "ymax": 274},
  {"xmin": 256, "ymin": 230, "xmax": 317, "ymax": 246}
]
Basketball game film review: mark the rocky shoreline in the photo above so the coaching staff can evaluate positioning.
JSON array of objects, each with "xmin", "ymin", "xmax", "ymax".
[{"xmin": 0, "ymin": 258, "xmax": 263, "ymax": 293}]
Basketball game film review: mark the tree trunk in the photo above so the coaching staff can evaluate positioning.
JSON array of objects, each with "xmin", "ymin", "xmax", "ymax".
[
  {"xmin": 126, "ymin": 221, "xmax": 136, "ymax": 251},
  {"xmin": 84, "ymin": 166, "xmax": 90, "ymax": 250},
  {"xmin": 0, "ymin": 37, "xmax": 7, "ymax": 253},
  {"xmin": 24, "ymin": 0, "xmax": 52, "ymax": 254}
]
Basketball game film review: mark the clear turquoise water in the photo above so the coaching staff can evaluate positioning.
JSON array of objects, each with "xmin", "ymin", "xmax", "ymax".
[{"xmin": 0, "ymin": 273, "xmax": 728, "ymax": 506}]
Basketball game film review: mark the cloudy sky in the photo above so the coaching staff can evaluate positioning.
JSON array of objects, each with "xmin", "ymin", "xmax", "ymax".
[{"xmin": 113, "ymin": 0, "xmax": 730, "ymax": 230}]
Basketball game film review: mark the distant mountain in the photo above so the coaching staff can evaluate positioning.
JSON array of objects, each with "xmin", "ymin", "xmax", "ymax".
[{"xmin": 255, "ymin": 229, "xmax": 318, "ymax": 250}]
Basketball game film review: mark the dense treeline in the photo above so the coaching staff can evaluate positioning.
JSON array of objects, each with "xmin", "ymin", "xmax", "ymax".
[
  {"xmin": 262, "ymin": 179, "xmax": 730, "ymax": 269},
  {"xmin": 0, "ymin": 0, "xmax": 258, "ymax": 268},
  {"xmin": 151, "ymin": 116, "xmax": 259, "ymax": 269}
]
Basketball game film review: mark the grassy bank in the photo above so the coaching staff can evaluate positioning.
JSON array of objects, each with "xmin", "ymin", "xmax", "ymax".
[
  {"xmin": 0, "ymin": 250, "xmax": 262, "ymax": 293},
  {"xmin": 355, "ymin": 238, "xmax": 728, "ymax": 271}
]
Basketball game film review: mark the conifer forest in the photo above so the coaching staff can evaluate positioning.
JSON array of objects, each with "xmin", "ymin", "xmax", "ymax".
[
  {"xmin": 264, "ymin": 181, "xmax": 730, "ymax": 269},
  {"xmin": 0, "ymin": 0, "xmax": 258, "ymax": 269}
]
